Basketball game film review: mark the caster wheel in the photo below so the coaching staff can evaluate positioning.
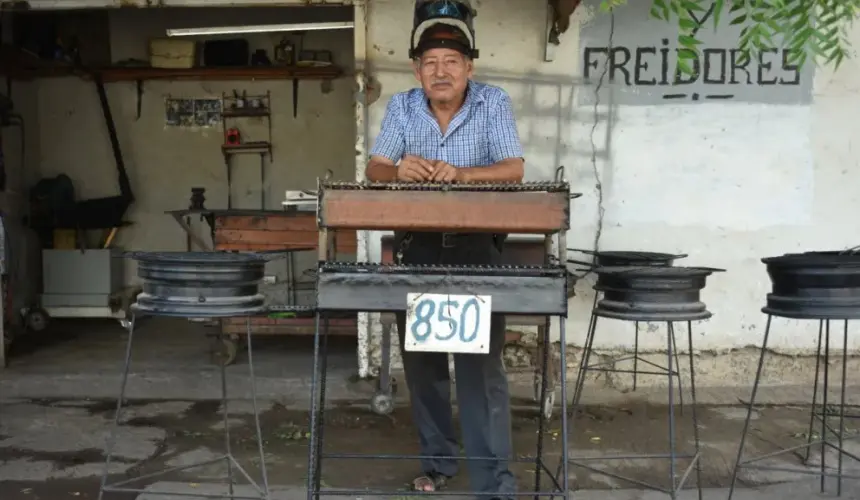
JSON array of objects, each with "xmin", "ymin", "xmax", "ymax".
[
  {"xmin": 370, "ymin": 392, "xmax": 394, "ymax": 415},
  {"xmin": 25, "ymin": 308, "xmax": 49, "ymax": 332},
  {"xmin": 542, "ymin": 392, "xmax": 555, "ymax": 420}
]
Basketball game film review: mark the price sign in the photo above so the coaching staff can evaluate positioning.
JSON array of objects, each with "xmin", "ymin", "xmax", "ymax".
[{"xmin": 403, "ymin": 293, "xmax": 492, "ymax": 354}]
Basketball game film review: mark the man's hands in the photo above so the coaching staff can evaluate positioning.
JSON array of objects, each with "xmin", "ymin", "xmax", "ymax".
[
  {"xmin": 396, "ymin": 155, "xmax": 463, "ymax": 183},
  {"xmin": 396, "ymin": 155, "xmax": 436, "ymax": 182}
]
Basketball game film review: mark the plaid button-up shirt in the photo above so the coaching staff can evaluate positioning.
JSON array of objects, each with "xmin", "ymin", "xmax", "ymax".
[{"xmin": 370, "ymin": 80, "xmax": 524, "ymax": 168}]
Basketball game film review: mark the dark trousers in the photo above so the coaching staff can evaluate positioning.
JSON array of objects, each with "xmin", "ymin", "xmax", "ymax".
[{"xmin": 394, "ymin": 232, "xmax": 515, "ymax": 496}]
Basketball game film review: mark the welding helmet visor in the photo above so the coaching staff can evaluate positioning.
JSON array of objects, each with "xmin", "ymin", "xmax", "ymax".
[{"xmin": 410, "ymin": 0, "xmax": 479, "ymax": 59}]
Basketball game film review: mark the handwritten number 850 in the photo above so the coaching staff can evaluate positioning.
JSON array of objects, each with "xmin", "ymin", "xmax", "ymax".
[{"xmin": 410, "ymin": 298, "xmax": 480, "ymax": 343}]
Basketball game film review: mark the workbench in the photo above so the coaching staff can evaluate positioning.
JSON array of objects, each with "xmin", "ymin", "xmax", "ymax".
[{"xmin": 168, "ymin": 208, "xmax": 358, "ymax": 365}]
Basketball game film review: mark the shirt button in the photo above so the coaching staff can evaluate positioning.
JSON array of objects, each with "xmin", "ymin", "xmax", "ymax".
[{"xmin": 440, "ymin": 143, "xmax": 445, "ymax": 147}]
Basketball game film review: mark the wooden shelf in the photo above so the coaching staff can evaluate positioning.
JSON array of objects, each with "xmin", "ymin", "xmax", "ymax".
[
  {"xmin": 221, "ymin": 142, "xmax": 271, "ymax": 155},
  {"xmin": 222, "ymin": 107, "xmax": 270, "ymax": 118},
  {"xmin": 0, "ymin": 46, "xmax": 344, "ymax": 81},
  {"xmin": 98, "ymin": 65, "xmax": 343, "ymax": 82}
]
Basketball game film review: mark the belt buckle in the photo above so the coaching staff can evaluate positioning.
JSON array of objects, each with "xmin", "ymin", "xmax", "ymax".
[{"xmin": 441, "ymin": 233, "xmax": 457, "ymax": 248}]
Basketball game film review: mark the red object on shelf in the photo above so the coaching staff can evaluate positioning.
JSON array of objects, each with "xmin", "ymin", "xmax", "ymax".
[{"xmin": 224, "ymin": 127, "xmax": 241, "ymax": 146}]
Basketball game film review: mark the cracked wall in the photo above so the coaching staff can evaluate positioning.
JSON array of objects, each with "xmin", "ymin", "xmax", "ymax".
[{"xmin": 358, "ymin": 0, "xmax": 860, "ymax": 385}]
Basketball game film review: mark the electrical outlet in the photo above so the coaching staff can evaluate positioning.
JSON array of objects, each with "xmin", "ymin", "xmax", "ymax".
[{"xmin": 263, "ymin": 275, "xmax": 277, "ymax": 284}]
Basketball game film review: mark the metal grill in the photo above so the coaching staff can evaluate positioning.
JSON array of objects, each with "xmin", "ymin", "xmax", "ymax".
[
  {"xmin": 316, "ymin": 262, "xmax": 568, "ymax": 315},
  {"xmin": 319, "ymin": 180, "xmax": 574, "ymax": 193},
  {"xmin": 316, "ymin": 180, "xmax": 578, "ymax": 234},
  {"xmin": 310, "ymin": 178, "xmax": 576, "ymax": 498}
]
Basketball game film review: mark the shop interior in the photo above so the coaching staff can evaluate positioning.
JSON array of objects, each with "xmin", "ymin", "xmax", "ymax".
[{"xmin": 0, "ymin": 6, "xmax": 360, "ymax": 377}]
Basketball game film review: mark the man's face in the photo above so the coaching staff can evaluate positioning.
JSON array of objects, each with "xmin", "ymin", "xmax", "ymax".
[{"xmin": 414, "ymin": 48, "xmax": 473, "ymax": 104}]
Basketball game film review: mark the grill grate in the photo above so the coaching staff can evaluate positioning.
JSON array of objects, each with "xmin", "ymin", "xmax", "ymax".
[
  {"xmin": 319, "ymin": 180, "xmax": 573, "ymax": 193},
  {"xmin": 319, "ymin": 261, "xmax": 566, "ymax": 277}
]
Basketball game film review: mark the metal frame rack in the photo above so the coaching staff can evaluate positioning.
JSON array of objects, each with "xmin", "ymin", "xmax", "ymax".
[
  {"xmin": 562, "ymin": 265, "xmax": 724, "ymax": 499},
  {"xmin": 728, "ymin": 251, "xmax": 860, "ymax": 499},
  {"xmin": 306, "ymin": 180, "xmax": 579, "ymax": 499},
  {"xmin": 98, "ymin": 252, "xmax": 272, "ymax": 500}
]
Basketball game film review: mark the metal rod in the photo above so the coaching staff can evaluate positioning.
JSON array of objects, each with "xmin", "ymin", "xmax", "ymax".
[
  {"xmin": 533, "ymin": 316, "xmax": 551, "ymax": 495},
  {"xmin": 558, "ymin": 311, "xmax": 570, "ymax": 498},
  {"xmin": 672, "ymin": 326, "xmax": 684, "ymax": 417},
  {"xmin": 98, "ymin": 315, "xmax": 137, "ymax": 500},
  {"xmin": 727, "ymin": 314, "xmax": 773, "ymax": 500},
  {"xmin": 666, "ymin": 322, "xmax": 677, "ymax": 498},
  {"xmin": 804, "ymin": 320, "xmax": 825, "ymax": 463},
  {"xmin": 838, "ymin": 319, "xmax": 849, "ymax": 495},
  {"xmin": 306, "ymin": 312, "xmax": 322, "ymax": 500},
  {"xmin": 686, "ymin": 320, "xmax": 703, "ymax": 500},
  {"xmin": 246, "ymin": 315, "xmax": 271, "ymax": 498},
  {"xmin": 102, "ymin": 487, "xmax": 266, "ymax": 500},
  {"xmin": 633, "ymin": 321, "xmax": 639, "ymax": 391},
  {"xmin": 821, "ymin": 320, "xmax": 830, "ymax": 493},
  {"xmin": 220, "ymin": 330, "xmax": 235, "ymax": 498}
]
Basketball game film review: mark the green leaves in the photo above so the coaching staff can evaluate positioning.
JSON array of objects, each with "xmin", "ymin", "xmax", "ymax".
[{"xmin": 597, "ymin": 0, "xmax": 860, "ymax": 74}]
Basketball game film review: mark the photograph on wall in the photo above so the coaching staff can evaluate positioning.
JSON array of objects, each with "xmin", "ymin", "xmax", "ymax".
[{"xmin": 165, "ymin": 97, "xmax": 222, "ymax": 127}]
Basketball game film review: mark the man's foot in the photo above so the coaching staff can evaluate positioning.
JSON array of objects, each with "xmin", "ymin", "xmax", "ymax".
[{"xmin": 411, "ymin": 471, "xmax": 449, "ymax": 492}]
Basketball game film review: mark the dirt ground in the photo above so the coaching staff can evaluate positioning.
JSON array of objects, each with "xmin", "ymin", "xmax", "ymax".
[{"xmin": 2, "ymin": 396, "xmax": 853, "ymax": 500}]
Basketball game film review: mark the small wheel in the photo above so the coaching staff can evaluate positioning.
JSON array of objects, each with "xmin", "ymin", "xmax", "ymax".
[
  {"xmin": 370, "ymin": 392, "xmax": 394, "ymax": 415},
  {"xmin": 542, "ymin": 392, "xmax": 555, "ymax": 420},
  {"xmin": 25, "ymin": 308, "xmax": 49, "ymax": 332}
]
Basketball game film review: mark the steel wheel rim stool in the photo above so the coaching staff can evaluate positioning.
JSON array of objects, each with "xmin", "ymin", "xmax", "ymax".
[
  {"xmin": 560, "ymin": 265, "xmax": 724, "ymax": 499},
  {"xmin": 728, "ymin": 251, "xmax": 860, "ymax": 499},
  {"xmin": 97, "ymin": 251, "xmax": 273, "ymax": 500},
  {"xmin": 567, "ymin": 250, "xmax": 689, "ymax": 411}
]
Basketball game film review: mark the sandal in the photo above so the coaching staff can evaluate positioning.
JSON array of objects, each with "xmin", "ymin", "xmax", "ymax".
[{"xmin": 412, "ymin": 471, "xmax": 449, "ymax": 492}]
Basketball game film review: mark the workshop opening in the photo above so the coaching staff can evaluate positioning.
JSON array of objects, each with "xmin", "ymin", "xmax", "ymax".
[{"xmin": 0, "ymin": 6, "xmax": 358, "ymax": 375}]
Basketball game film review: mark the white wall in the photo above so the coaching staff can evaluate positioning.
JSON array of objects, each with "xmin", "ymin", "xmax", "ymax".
[{"xmin": 362, "ymin": 0, "xmax": 860, "ymax": 357}]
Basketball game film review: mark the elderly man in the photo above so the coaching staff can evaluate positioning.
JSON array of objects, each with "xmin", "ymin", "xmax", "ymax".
[{"xmin": 364, "ymin": 7, "xmax": 525, "ymax": 499}]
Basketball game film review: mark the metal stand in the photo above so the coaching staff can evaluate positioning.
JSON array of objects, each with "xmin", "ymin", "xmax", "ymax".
[
  {"xmin": 97, "ymin": 314, "xmax": 271, "ymax": 499},
  {"xmin": 728, "ymin": 317, "xmax": 860, "ymax": 499},
  {"xmin": 307, "ymin": 261, "xmax": 572, "ymax": 499},
  {"xmin": 573, "ymin": 292, "xmax": 686, "ymax": 413},
  {"xmin": 564, "ymin": 314, "xmax": 703, "ymax": 498},
  {"xmin": 308, "ymin": 180, "xmax": 576, "ymax": 499}
]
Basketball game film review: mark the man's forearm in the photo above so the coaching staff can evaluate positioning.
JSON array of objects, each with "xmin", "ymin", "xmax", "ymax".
[
  {"xmin": 365, "ymin": 159, "xmax": 398, "ymax": 182},
  {"xmin": 460, "ymin": 158, "xmax": 524, "ymax": 183}
]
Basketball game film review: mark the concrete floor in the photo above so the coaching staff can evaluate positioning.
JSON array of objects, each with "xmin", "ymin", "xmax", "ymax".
[{"xmin": 2, "ymin": 318, "xmax": 860, "ymax": 499}]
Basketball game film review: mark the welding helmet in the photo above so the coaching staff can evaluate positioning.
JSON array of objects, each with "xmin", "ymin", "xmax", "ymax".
[{"xmin": 410, "ymin": 0, "xmax": 479, "ymax": 59}]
